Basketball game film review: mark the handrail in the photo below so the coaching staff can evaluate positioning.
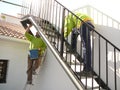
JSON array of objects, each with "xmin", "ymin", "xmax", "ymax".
[{"xmin": 21, "ymin": 15, "xmax": 85, "ymax": 90}]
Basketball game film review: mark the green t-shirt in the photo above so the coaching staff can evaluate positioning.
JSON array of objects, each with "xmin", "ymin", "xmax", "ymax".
[{"xmin": 25, "ymin": 32, "xmax": 47, "ymax": 55}]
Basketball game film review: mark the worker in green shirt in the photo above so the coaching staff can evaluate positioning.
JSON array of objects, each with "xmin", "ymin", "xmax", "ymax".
[
  {"xmin": 25, "ymin": 24, "xmax": 47, "ymax": 84},
  {"xmin": 64, "ymin": 12, "xmax": 94, "ymax": 75},
  {"xmin": 64, "ymin": 12, "xmax": 94, "ymax": 37}
]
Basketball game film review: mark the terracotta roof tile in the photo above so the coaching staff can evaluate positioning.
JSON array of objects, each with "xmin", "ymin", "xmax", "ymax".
[{"xmin": 0, "ymin": 20, "xmax": 26, "ymax": 40}]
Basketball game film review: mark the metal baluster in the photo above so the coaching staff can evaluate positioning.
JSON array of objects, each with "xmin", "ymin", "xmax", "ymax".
[
  {"xmin": 106, "ymin": 41, "xmax": 108, "ymax": 90},
  {"xmin": 114, "ymin": 48, "xmax": 117, "ymax": 90},
  {"xmin": 98, "ymin": 35, "xmax": 101, "ymax": 90}
]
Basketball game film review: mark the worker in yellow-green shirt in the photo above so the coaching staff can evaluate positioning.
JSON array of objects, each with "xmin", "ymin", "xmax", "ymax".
[
  {"xmin": 25, "ymin": 24, "xmax": 47, "ymax": 84},
  {"xmin": 64, "ymin": 12, "xmax": 94, "ymax": 75}
]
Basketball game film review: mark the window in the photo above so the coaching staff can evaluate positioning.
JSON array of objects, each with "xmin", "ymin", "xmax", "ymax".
[{"xmin": 0, "ymin": 60, "xmax": 8, "ymax": 83}]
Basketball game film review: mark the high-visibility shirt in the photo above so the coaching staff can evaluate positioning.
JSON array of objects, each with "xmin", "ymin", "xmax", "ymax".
[
  {"xmin": 64, "ymin": 12, "xmax": 94, "ymax": 37},
  {"xmin": 25, "ymin": 32, "xmax": 47, "ymax": 55}
]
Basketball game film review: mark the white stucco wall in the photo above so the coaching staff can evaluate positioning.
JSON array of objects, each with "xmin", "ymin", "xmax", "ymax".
[
  {"xmin": 95, "ymin": 25, "xmax": 120, "ymax": 49},
  {"xmin": 0, "ymin": 37, "xmax": 29, "ymax": 90}
]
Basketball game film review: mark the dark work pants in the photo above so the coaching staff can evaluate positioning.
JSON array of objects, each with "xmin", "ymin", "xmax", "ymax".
[{"xmin": 81, "ymin": 21, "xmax": 94, "ymax": 71}]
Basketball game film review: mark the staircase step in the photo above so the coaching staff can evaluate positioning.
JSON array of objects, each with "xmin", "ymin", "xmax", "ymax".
[
  {"xmin": 42, "ymin": 27, "xmax": 56, "ymax": 32},
  {"xmin": 75, "ymin": 72, "xmax": 98, "ymax": 78},
  {"xmin": 63, "ymin": 52, "xmax": 83, "ymax": 64},
  {"xmin": 80, "ymin": 77, "xmax": 99, "ymax": 89},
  {"xmin": 45, "ymin": 33, "xmax": 57, "ymax": 38},
  {"xmin": 87, "ymin": 86, "xmax": 106, "ymax": 90}
]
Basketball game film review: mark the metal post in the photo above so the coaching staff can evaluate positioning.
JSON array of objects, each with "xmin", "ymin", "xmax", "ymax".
[{"xmin": 60, "ymin": 8, "xmax": 65, "ymax": 57}]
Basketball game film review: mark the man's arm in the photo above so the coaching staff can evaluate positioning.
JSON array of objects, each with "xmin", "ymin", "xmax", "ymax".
[
  {"xmin": 25, "ymin": 24, "xmax": 32, "ymax": 33},
  {"xmin": 25, "ymin": 24, "xmax": 33, "ymax": 41}
]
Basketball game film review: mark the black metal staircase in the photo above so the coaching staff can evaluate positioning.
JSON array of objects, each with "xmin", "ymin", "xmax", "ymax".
[{"xmin": 20, "ymin": 0, "xmax": 120, "ymax": 90}]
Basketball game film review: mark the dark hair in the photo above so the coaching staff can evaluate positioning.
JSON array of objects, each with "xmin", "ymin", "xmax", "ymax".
[{"xmin": 35, "ymin": 32, "xmax": 40, "ymax": 38}]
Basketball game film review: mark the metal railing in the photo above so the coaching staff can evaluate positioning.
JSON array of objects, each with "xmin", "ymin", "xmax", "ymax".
[{"xmin": 21, "ymin": 0, "xmax": 120, "ymax": 90}]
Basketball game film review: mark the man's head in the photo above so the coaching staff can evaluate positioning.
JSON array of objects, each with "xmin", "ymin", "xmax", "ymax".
[{"xmin": 35, "ymin": 32, "xmax": 40, "ymax": 38}]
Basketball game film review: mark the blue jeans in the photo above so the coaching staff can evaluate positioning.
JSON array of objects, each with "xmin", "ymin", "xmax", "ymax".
[{"xmin": 81, "ymin": 21, "xmax": 94, "ymax": 71}]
